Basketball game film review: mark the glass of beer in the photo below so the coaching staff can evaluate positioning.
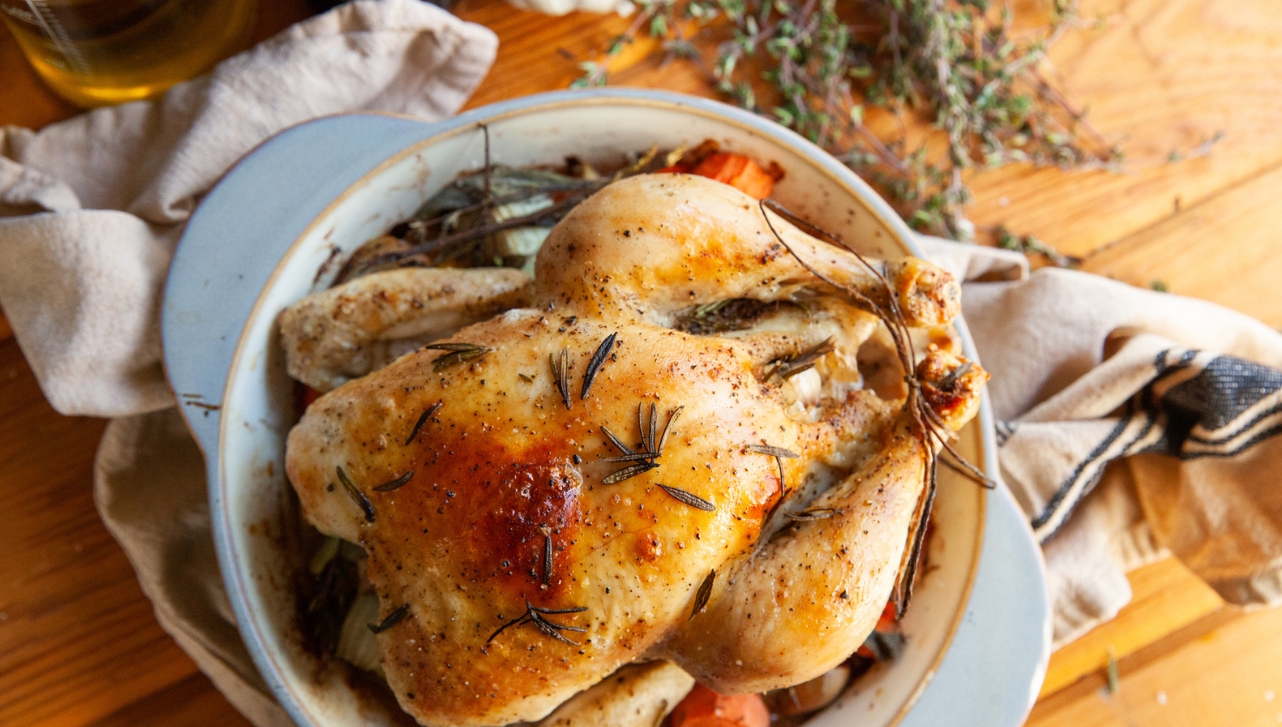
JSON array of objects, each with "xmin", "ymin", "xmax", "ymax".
[{"xmin": 1, "ymin": 0, "xmax": 259, "ymax": 107}]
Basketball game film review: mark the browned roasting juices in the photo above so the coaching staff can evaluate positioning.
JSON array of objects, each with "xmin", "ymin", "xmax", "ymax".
[{"xmin": 283, "ymin": 171, "xmax": 987, "ymax": 726}]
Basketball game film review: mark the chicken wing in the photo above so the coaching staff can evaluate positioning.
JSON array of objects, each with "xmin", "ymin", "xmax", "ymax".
[
  {"xmin": 280, "ymin": 267, "xmax": 531, "ymax": 392},
  {"xmin": 535, "ymin": 661, "xmax": 693, "ymax": 727}
]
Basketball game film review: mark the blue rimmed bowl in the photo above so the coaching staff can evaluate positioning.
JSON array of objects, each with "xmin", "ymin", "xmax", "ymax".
[{"xmin": 163, "ymin": 88, "xmax": 1049, "ymax": 727}]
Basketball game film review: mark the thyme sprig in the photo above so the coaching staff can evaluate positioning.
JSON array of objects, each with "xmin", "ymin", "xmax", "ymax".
[
  {"xmin": 574, "ymin": 0, "xmax": 1123, "ymax": 243},
  {"xmin": 995, "ymin": 224, "xmax": 1082, "ymax": 268}
]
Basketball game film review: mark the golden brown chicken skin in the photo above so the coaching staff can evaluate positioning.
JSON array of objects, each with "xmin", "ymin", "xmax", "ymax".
[{"xmin": 285, "ymin": 174, "xmax": 986, "ymax": 727}]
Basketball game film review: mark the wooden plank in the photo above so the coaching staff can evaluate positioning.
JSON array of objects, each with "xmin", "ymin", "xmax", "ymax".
[
  {"xmin": 0, "ymin": 25, "xmax": 78, "ymax": 129},
  {"xmin": 967, "ymin": 0, "xmax": 1282, "ymax": 258},
  {"xmin": 0, "ymin": 7, "xmax": 320, "ymax": 724},
  {"xmin": 87, "ymin": 673, "xmax": 253, "ymax": 727},
  {"xmin": 1027, "ymin": 606, "xmax": 1242, "ymax": 725},
  {"xmin": 0, "ymin": 3, "xmax": 1279, "ymax": 727},
  {"xmin": 1040, "ymin": 555, "xmax": 1224, "ymax": 698},
  {"xmin": 460, "ymin": 2, "xmax": 646, "ymax": 109},
  {"xmin": 0, "ymin": 340, "xmax": 199, "ymax": 727},
  {"xmin": 1081, "ymin": 161, "xmax": 1282, "ymax": 328},
  {"xmin": 1027, "ymin": 603, "xmax": 1282, "ymax": 727},
  {"xmin": 7, "ymin": 0, "xmax": 1280, "ymax": 268},
  {"xmin": 460, "ymin": 0, "xmax": 1282, "ymax": 264}
]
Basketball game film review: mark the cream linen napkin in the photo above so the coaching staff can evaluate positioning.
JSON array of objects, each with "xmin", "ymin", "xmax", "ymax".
[
  {"xmin": 2, "ymin": 1, "xmax": 495, "ymax": 723},
  {"xmin": 5, "ymin": 5, "xmax": 1282, "ymax": 720},
  {"xmin": 0, "ymin": 0, "xmax": 497, "ymax": 416},
  {"xmin": 920, "ymin": 248, "xmax": 1282, "ymax": 644}
]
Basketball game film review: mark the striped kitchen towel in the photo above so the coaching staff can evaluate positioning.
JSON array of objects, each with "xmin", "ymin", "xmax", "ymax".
[{"xmin": 921, "ymin": 246, "xmax": 1282, "ymax": 645}]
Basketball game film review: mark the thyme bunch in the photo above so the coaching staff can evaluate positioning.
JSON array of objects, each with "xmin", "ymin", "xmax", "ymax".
[{"xmin": 574, "ymin": 0, "xmax": 1122, "ymax": 241}]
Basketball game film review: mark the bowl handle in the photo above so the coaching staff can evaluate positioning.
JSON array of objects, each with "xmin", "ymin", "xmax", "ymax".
[{"xmin": 163, "ymin": 112, "xmax": 447, "ymax": 457}]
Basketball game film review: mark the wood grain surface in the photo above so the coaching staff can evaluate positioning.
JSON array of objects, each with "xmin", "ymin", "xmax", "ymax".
[{"xmin": 1, "ymin": 0, "xmax": 1281, "ymax": 725}]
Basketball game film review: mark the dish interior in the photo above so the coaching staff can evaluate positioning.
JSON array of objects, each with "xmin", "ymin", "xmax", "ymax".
[{"xmin": 218, "ymin": 99, "xmax": 986, "ymax": 727}]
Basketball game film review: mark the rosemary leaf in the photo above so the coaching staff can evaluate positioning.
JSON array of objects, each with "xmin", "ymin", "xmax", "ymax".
[
  {"xmin": 530, "ymin": 614, "xmax": 583, "ymax": 645},
  {"xmin": 336, "ymin": 466, "xmax": 375, "ymax": 523},
  {"xmin": 938, "ymin": 361, "xmax": 973, "ymax": 390},
  {"xmin": 373, "ymin": 471, "xmax": 414, "ymax": 492},
  {"xmin": 657, "ymin": 406, "xmax": 684, "ymax": 454},
  {"xmin": 772, "ymin": 337, "xmax": 836, "ymax": 381},
  {"xmin": 430, "ymin": 344, "xmax": 488, "ymax": 372},
  {"xmin": 648, "ymin": 403, "xmax": 658, "ymax": 457},
  {"xmin": 785, "ymin": 507, "xmax": 844, "ymax": 522},
  {"xmin": 551, "ymin": 348, "xmax": 572, "ymax": 410},
  {"xmin": 657, "ymin": 484, "xmax": 716, "ymax": 512},
  {"xmin": 367, "ymin": 604, "xmax": 410, "ymax": 634},
  {"xmin": 637, "ymin": 403, "xmax": 651, "ymax": 453},
  {"xmin": 529, "ymin": 604, "xmax": 589, "ymax": 615},
  {"xmin": 748, "ymin": 443, "xmax": 797, "ymax": 492},
  {"xmin": 529, "ymin": 610, "xmax": 588, "ymax": 633},
  {"xmin": 690, "ymin": 569, "xmax": 716, "ymax": 620},
  {"xmin": 601, "ymin": 425, "xmax": 635, "ymax": 456},
  {"xmin": 746, "ymin": 444, "xmax": 800, "ymax": 459},
  {"xmin": 581, "ymin": 332, "xmax": 618, "ymax": 399},
  {"xmin": 603, "ymin": 461, "xmax": 660, "ymax": 485},
  {"xmin": 404, "ymin": 401, "xmax": 441, "ymax": 446},
  {"xmin": 424, "ymin": 342, "xmax": 488, "ymax": 353},
  {"xmin": 542, "ymin": 534, "xmax": 554, "ymax": 586},
  {"xmin": 779, "ymin": 362, "xmax": 818, "ymax": 380},
  {"xmin": 487, "ymin": 614, "xmax": 531, "ymax": 643},
  {"xmin": 604, "ymin": 452, "xmax": 662, "ymax": 463}
]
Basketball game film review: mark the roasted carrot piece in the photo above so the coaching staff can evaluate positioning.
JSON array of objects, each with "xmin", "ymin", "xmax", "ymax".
[
  {"xmin": 875, "ymin": 600, "xmax": 897, "ymax": 632},
  {"xmin": 669, "ymin": 684, "xmax": 770, "ymax": 727},
  {"xmin": 299, "ymin": 384, "xmax": 322, "ymax": 413},
  {"xmin": 690, "ymin": 152, "xmax": 779, "ymax": 200}
]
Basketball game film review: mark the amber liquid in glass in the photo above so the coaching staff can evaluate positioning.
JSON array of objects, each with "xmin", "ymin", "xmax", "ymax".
[{"xmin": 1, "ymin": 0, "xmax": 257, "ymax": 107}]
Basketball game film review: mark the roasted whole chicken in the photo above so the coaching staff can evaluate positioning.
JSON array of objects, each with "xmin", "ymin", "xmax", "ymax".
[{"xmin": 283, "ymin": 173, "xmax": 987, "ymax": 727}]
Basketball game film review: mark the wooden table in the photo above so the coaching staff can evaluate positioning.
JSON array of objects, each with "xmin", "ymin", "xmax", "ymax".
[{"xmin": 3, "ymin": 1, "xmax": 1281, "ymax": 725}]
